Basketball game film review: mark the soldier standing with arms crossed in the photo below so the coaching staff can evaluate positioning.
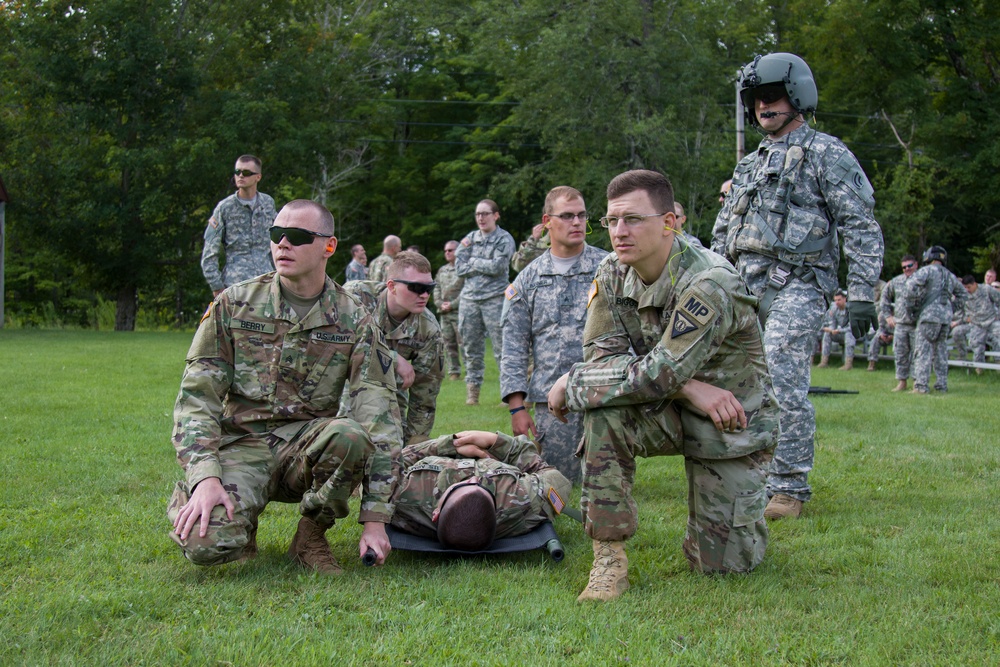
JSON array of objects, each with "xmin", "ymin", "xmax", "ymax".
[
  {"xmin": 711, "ymin": 53, "xmax": 883, "ymax": 520},
  {"xmin": 433, "ymin": 241, "xmax": 465, "ymax": 381},
  {"xmin": 200, "ymin": 155, "xmax": 277, "ymax": 297},
  {"xmin": 455, "ymin": 199, "xmax": 516, "ymax": 405},
  {"xmin": 881, "ymin": 255, "xmax": 919, "ymax": 391},
  {"xmin": 170, "ymin": 200, "xmax": 400, "ymax": 573},
  {"xmin": 500, "ymin": 186, "xmax": 607, "ymax": 482}
]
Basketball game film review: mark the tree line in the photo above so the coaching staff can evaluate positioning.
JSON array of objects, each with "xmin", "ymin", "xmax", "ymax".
[{"xmin": 2, "ymin": 0, "xmax": 997, "ymax": 330}]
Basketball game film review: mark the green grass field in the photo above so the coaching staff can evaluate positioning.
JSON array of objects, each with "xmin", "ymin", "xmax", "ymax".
[{"xmin": 1, "ymin": 329, "xmax": 999, "ymax": 666}]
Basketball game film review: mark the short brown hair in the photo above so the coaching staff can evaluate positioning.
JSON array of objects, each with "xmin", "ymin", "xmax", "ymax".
[
  {"xmin": 387, "ymin": 250, "xmax": 432, "ymax": 279},
  {"xmin": 606, "ymin": 170, "xmax": 674, "ymax": 214},
  {"xmin": 437, "ymin": 487, "xmax": 497, "ymax": 550},
  {"xmin": 280, "ymin": 199, "xmax": 335, "ymax": 235},
  {"xmin": 543, "ymin": 186, "xmax": 584, "ymax": 214},
  {"xmin": 237, "ymin": 154, "xmax": 262, "ymax": 171}
]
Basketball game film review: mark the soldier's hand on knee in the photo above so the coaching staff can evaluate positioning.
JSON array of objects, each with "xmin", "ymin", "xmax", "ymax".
[
  {"xmin": 173, "ymin": 477, "xmax": 234, "ymax": 540},
  {"xmin": 677, "ymin": 379, "xmax": 747, "ymax": 432}
]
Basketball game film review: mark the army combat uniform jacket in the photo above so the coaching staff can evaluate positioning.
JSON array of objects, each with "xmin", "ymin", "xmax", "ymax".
[
  {"xmin": 500, "ymin": 245, "xmax": 608, "ymax": 404},
  {"xmin": 565, "ymin": 236, "xmax": 779, "ymax": 460},
  {"xmin": 172, "ymin": 273, "xmax": 403, "ymax": 523},
  {"xmin": 343, "ymin": 280, "xmax": 444, "ymax": 444},
  {"xmin": 455, "ymin": 226, "xmax": 516, "ymax": 301},
  {"xmin": 432, "ymin": 262, "xmax": 464, "ymax": 317},
  {"xmin": 390, "ymin": 433, "xmax": 571, "ymax": 540},
  {"xmin": 200, "ymin": 192, "xmax": 277, "ymax": 292},
  {"xmin": 903, "ymin": 264, "xmax": 966, "ymax": 325}
]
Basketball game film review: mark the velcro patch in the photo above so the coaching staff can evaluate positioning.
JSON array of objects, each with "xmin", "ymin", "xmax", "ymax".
[
  {"xmin": 209, "ymin": 216, "xmax": 218, "ymax": 229},
  {"xmin": 460, "ymin": 237, "xmax": 471, "ymax": 247},
  {"xmin": 671, "ymin": 312, "xmax": 700, "ymax": 338},
  {"xmin": 505, "ymin": 284, "xmax": 518, "ymax": 300},
  {"xmin": 313, "ymin": 331, "xmax": 354, "ymax": 344},
  {"xmin": 377, "ymin": 349, "xmax": 393, "ymax": 374},
  {"xmin": 586, "ymin": 280, "xmax": 598, "ymax": 308},
  {"xmin": 233, "ymin": 319, "xmax": 275, "ymax": 334},
  {"xmin": 679, "ymin": 295, "xmax": 713, "ymax": 325},
  {"xmin": 547, "ymin": 487, "xmax": 565, "ymax": 515}
]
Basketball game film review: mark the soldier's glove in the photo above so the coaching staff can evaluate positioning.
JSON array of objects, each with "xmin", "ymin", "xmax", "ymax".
[{"xmin": 847, "ymin": 301, "xmax": 878, "ymax": 339}]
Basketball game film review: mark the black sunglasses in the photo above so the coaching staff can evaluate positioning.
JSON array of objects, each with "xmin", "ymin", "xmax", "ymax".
[
  {"xmin": 234, "ymin": 169, "xmax": 259, "ymax": 177},
  {"xmin": 393, "ymin": 279, "xmax": 436, "ymax": 296},
  {"xmin": 754, "ymin": 83, "xmax": 787, "ymax": 105},
  {"xmin": 902, "ymin": 262, "xmax": 916, "ymax": 269},
  {"xmin": 268, "ymin": 226, "xmax": 333, "ymax": 246}
]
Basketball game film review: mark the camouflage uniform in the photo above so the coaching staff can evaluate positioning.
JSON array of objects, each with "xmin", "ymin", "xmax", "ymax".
[
  {"xmin": 344, "ymin": 259, "xmax": 367, "ymax": 282},
  {"xmin": 343, "ymin": 280, "xmax": 444, "ymax": 444},
  {"xmin": 819, "ymin": 302, "xmax": 855, "ymax": 360},
  {"xmin": 200, "ymin": 193, "xmax": 277, "ymax": 292},
  {"xmin": 962, "ymin": 284, "xmax": 1000, "ymax": 363},
  {"xmin": 880, "ymin": 272, "xmax": 916, "ymax": 379},
  {"xmin": 711, "ymin": 123, "xmax": 883, "ymax": 502},
  {"xmin": 390, "ymin": 433, "xmax": 571, "ymax": 539},
  {"xmin": 950, "ymin": 300, "xmax": 971, "ymax": 360},
  {"xmin": 433, "ymin": 262, "xmax": 465, "ymax": 376},
  {"xmin": 367, "ymin": 253, "xmax": 393, "ymax": 283},
  {"xmin": 167, "ymin": 273, "xmax": 402, "ymax": 565},
  {"xmin": 564, "ymin": 238, "xmax": 779, "ymax": 574},
  {"xmin": 454, "ymin": 226, "xmax": 516, "ymax": 386},
  {"xmin": 511, "ymin": 233, "xmax": 550, "ymax": 273},
  {"xmin": 903, "ymin": 264, "xmax": 966, "ymax": 392},
  {"xmin": 499, "ymin": 245, "xmax": 608, "ymax": 481}
]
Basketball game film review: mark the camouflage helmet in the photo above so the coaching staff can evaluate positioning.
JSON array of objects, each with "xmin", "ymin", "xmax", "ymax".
[
  {"xmin": 923, "ymin": 245, "xmax": 947, "ymax": 264},
  {"xmin": 738, "ymin": 53, "xmax": 818, "ymax": 128}
]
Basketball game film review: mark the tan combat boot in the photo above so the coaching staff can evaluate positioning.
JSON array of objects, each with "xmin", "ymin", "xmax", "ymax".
[
  {"xmin": 465, "ymin": 384, "xmax": 480, "ymax": 406},
  {"xmin": 817, "ymin": 355, "xmax": 830, "ymax": 368},
  {"xmin": 448, "ymin": 373, "xmax": 461, "ymax": 381},
  {"xmin": 764, "ymin": 494, "xmax": 803, "ymax": 520},
  {"xmin": 840, "ymin": 358, "xmax": 853, "ymax": 371},
  {"xmin": 288, "ymin": 516, "xmax": 343, "ymax": 575},
  {"xmin": 867, "ymin": 360, "xmax": 877, "ymax": 372},
  {"xmin": 577, "ymin": 540, "xmax": 629, "ymax": 602},
  {"xmin": 891, "ymin": 380, "xmax": 907, "ymax": 392}
]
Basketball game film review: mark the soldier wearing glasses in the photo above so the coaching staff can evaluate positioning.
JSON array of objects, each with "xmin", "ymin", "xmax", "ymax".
[
  {"xmin": 454, "ymin": 199, "xmax": 516, "ymax": 405},
  {"xmin": 201, "ymin": 155, "xmax": 278, "ymax": 297},
  {"xmin": 711, "ymin": 53, "xmax": 883, "ymax": 520},
  {"xmin": 880, "ymin": 255, "xmax": 919, "ymax": 391},
  {"xmin": 500, "ymin": 186, "xmax": 607, "ymax": 483},
  {"xmin": 170, "ymin": 200, "xmax": 401, "ymax": 575},
  {"xmin": 547, "ymin": 170, "xmax": 779, "ymax": 601},
  {"xmin": 344, "ymin": 252, "xmax": 444, "ymax": 444}
]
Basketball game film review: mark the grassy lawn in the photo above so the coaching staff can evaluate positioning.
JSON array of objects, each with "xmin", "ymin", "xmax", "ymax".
[{"xmin": 1, "ymin": 329, "xmax": 999, "ymax": 666}]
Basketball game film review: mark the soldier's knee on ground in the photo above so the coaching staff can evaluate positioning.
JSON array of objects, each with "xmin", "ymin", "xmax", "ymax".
[{"xmin": 168, "ymin": 484, "xmax": 256, "ymax": 567}]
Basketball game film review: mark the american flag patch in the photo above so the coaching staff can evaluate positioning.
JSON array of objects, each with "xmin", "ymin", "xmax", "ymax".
[
  {"xmin": 586, "ymin": 280, "xmax": 598, "ymax": 308},
  {"xmin": 547, "ymin": 487, "xmax": 565, "ymax": 514},
  {"xmin": 505, "ymin": 284, "xmax": 518, "ymax": 300}
]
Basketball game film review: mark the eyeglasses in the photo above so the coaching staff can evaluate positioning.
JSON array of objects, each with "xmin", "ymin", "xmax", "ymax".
[
  {"xmin": 599, "ymin": 213, "xmax": 666, "ymax": 228},
  {"xmin": 444, "ymin": 247, "xmax": 456, "ymax": 253},
  {"xmin": 475, "ymin": 211, "xmax": 495, "ymax": 218},
  {"xmin": 718, "ymin": 192, "xmax": 727, "ymax": 199},
  {"xmin": 753, "ymin": 83, "xmax": 787, "ymax": 105},
  {"xmin": 393, "ymin": 279, "xmax": 437, "ymax": 296},
  {"xmin": 901, "ymin": 263, "xmax": 916, "ymax": 269},
  {"xmin": 234, "ymin": 169, "xmax": 259, "ymax": 177},
  {"xmin": 547, "ymin": 212, "xmax": 588, "ymax": 222},
  {"xmin": 268, "ymin": 226, "xmax": 333, "ymax": 246}
]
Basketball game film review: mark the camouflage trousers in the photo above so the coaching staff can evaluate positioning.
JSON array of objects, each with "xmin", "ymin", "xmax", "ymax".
[
  {"xmin": 167, "ymin": 418, "xmax": 373, "ymax": 566},
  {"xmin": 968, "ymin": 321, "xmax": 999, "ymax": 363},
  {"xmin": 533, "ymin": 403, "xmax": 583, "ymax": 484},
  {"xmin": 459, "ymin": 294, "xmax": 504, "ymax": 387},
  {"xmin": 893, "ymin": 323, "xmax": 915, "ymax": 380},
  {"xmin": 820, "ymin": 329, "xmax": 856, "ymax": 360},
  {"xmin": 867, "ymin": 328, "xmax": 890, "ymax": 363},
  {"xmin": 950, "ymin": 323, "xmax": 970, "ymax": 359},
  {"xmin": 580, "ymin": 402, "xmax": 770, "ymax": 574},
  {"xmin": 438, "ymin": 311, "xmax": 463, "ymax": 376},
  {"xmin": 762, "ymin": 281, "xmax": 825, "ymax": 502},
  {"xmin": 912, "ymin": 322, "xmax": 950, "ymax": 392}
]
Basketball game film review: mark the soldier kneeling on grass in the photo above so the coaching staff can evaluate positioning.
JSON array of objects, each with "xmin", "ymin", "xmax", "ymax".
[{"xmin": 547, "ymin": 170, "xmax": 779, "ymax": 602}]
